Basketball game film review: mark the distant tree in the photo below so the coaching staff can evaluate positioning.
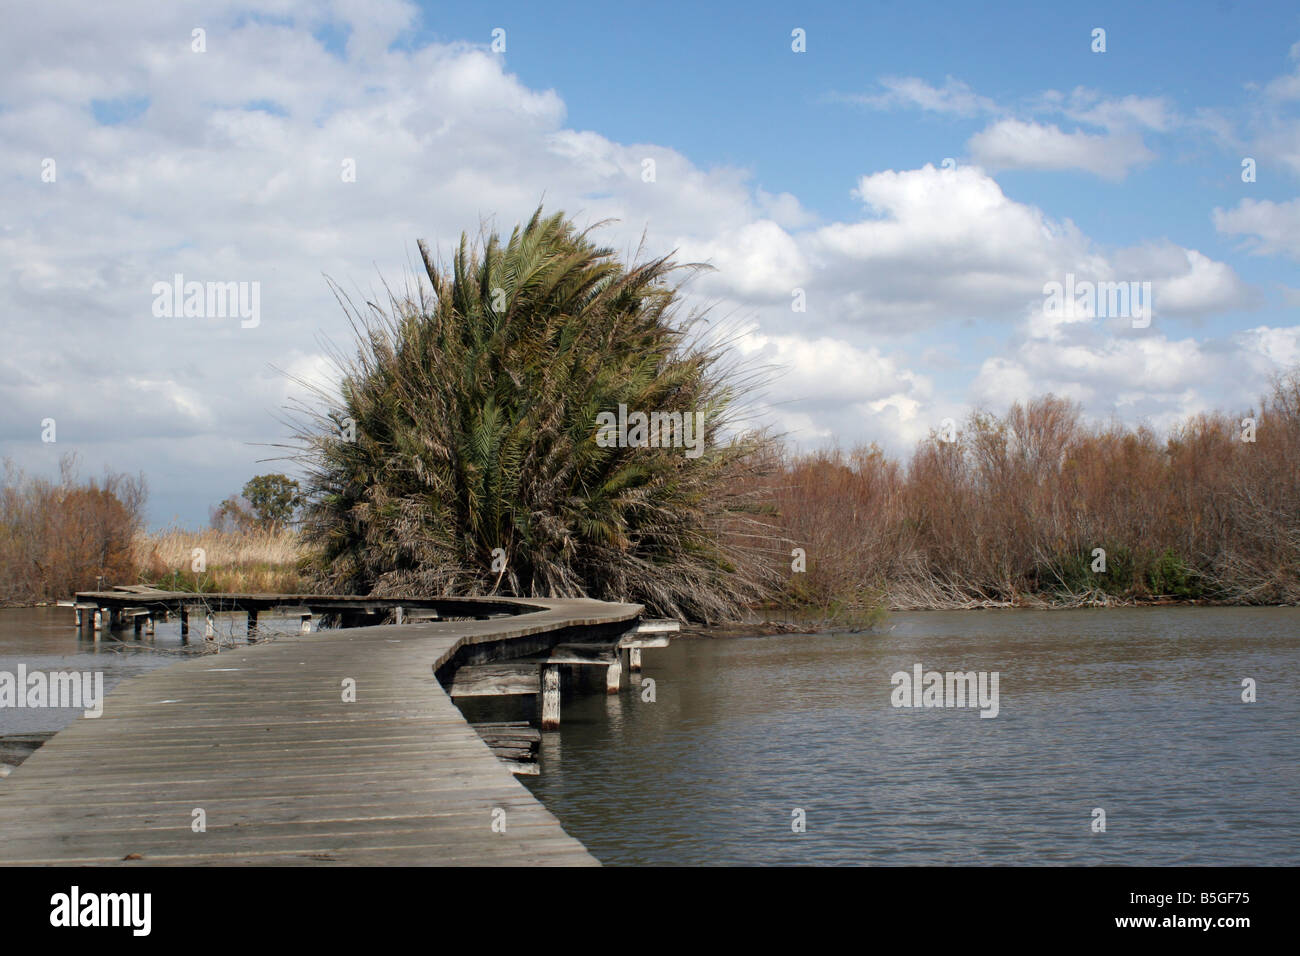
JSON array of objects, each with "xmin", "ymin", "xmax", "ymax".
[
  {"xmin": 0, "ymin": 454, "xmax": 146, "ymax": 603},
  {"xmin": 240, "ymin": 474, "xmax": 302, "ymax": 529},
  {"xmin": 209, "ymin": 495, "xmax": 255, "ymax": 532}
]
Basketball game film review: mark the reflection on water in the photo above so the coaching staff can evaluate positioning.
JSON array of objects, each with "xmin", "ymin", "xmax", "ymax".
[{"xmin": 522, "ymin": 607, "xmax": 1300, "ymax": 865}]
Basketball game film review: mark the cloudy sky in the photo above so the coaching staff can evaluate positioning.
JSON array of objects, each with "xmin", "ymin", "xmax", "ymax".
[{"xmin": 3, "ymin": 0, "xmax": 1299, "ymax": 525}]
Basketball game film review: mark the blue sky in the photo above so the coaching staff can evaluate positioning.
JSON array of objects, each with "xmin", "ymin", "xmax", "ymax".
[{"xmin": 2, "ymin": 0, "xmax": 1298, "ymax": 525}]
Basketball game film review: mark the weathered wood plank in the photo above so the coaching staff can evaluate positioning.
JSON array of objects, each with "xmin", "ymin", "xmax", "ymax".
[
  {"xmin": 634, "ymin": 619, "xmax": 680, "ymax": 634},
  {"xmin": 0, "ymin": 595, "xmax": 642, "ymax": 866},
  {"xmin": 446, "ymin": 663, "xmax": 540, "ymax": 697}
]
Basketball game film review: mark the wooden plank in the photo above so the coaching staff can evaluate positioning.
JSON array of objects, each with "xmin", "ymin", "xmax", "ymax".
[
  {"xmin": 618, "ymin": 634, "xmax": 669, "ymax": 649},
  {"xmin": 446, "ymin": 663, "xmax": 540, "ymax": 697},
  {"xmin": 635, "ymin": 619, "xmax": 680, "ymax": 633}
]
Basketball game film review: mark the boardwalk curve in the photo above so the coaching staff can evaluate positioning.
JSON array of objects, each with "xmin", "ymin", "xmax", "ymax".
[{"xmin": 0, "ymin": 596, "xmax": 642, "ymax": 866}]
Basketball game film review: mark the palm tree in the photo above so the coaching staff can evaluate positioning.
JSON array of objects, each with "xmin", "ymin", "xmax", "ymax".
[{"xmin": 290, "ymin": 207, "xmax": 779, "ymax": 621}]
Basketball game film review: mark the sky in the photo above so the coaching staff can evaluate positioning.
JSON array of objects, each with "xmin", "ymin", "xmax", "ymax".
[{"xmin": 2, "ymin": 0, "xmax": 1299, "ymax": 527}]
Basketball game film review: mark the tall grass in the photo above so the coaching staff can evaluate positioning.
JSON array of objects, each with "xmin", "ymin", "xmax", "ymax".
[{"xmin": 135, "ymin": 527, "xmax": 306, "ymax": 594}]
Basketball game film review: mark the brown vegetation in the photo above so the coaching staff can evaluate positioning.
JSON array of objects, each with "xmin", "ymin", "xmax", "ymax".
[
  {"xmin": 4, "ymin": 374, "xmax": 1298, "ymax": 617},
  {"xmin": 134, "ymin": 526, "xmax": 306, "ymax": 594},
  {"xmin": 768, "ymin": 373, "xmax": 1300, "ymax": 609},
  {"xmin": 0, "ymin": 456, "xmax": 146, "ymax": 606}
]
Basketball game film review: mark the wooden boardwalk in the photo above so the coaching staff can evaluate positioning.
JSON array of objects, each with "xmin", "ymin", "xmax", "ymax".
[{"xmin": 0, "ymin": 597, "xmax": 641, "ymax": 866}]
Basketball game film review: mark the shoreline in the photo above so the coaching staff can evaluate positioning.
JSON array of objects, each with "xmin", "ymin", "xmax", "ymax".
[{"xmin": 5, "ymin": 595, "xmax": 1298, "ymax": 617}]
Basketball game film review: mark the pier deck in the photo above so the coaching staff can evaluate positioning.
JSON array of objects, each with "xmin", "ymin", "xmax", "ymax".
[{"xmin": 0, "ymin": 596, "xmax": 642, "ymax": 866}]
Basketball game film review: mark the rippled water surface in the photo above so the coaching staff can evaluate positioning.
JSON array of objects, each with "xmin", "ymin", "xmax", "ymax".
[{"xmin": 522, "ymin": 608, "xmax": 1300, "ymax": 865}]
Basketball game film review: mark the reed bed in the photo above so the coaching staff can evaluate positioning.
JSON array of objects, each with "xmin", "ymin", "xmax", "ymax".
[{"xmin": 134, "ymin": 527, "xmax": 307, "ymax": 594}]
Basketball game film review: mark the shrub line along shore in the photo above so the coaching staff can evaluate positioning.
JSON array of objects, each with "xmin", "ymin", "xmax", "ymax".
[{"xmin": 4, "ymin": 368, "xmax": 1300, "ymax": 625}]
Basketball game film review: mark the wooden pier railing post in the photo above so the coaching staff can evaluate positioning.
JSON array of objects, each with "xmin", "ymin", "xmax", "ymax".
[
  {"xmin": 541, "ymin": 665, "xmax": 561, "ymax": 729},
  {"xmin": 75, "ymin": 606, "xmax": 96, "ymax": 638}
]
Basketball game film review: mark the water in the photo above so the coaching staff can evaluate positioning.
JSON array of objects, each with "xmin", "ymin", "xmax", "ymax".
[{"xmin": 521, "ymin": 608, "xmax": 1300, "ymax": 865}]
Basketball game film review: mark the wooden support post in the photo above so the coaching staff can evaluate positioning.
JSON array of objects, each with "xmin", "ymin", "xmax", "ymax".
[
  {"xmin": 179, "ymin": 607, "xmax": 189, "ymax": 639},
  {"xmin": 629, "ymin": 647, "xmax": 642, "ymax": 672},
  {"xmin": 144, "ymin": 616, "xmax": 155, "ymax": 636},
  {"xmin": 541, "ymin": 665, "xmax": 561, "ymax": 730},
  {"xmin": 205, "ymin": 613, "xmax": 216, "ymax": 639},
  {"xmin": 394, "ymin": 606, "xmax": 404, "ymax": 625},
  {"xmin": 605, "ymin": 656, "xmax": 622, "ymax": 694},
  {"xmin": 299, "ymin": 613, "xmax": 312, "ymax": 634},
  {"xmin": 133, "ymin": 615, "xmax": 144, "ymax": 637},
  {"xmin": 247, "ymin": 610, "xmax": 258, "ymax": 641}
]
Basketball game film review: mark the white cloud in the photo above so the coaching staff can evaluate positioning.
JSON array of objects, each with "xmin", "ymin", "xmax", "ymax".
[
  {"xmin": 1151, "ymin": 248, "xmax": 1253, "ymax": 316},
  {"xmin": 733, "ymin": 331, "xmax": 935, "ymax": 451},
  {"xmin": 1045, "ymin": 88, "xmax": 1179, "ymax": 133},
  {"xmin": 1237, "ymin": 325, "xmax": 1300, "ymax": 368},
  {"xmin": 1264, "ymin": 41, "xmax": 1300, "ymax": 100},
  {"xmin": 1213, "ymin": 198, "xmax": 1300, "ymax": 261},
  {"xmin": 969, "ymin": 119, "xmax": 1154, "ymax": 180},
  {"xmin": 972, "ymin": 310, "xmax": 1299, "ymax": 429},
  {"xmin": 842, "ymin": 76, "xmax": 1000, "ymax": 116},
  {"xmin": 676, "ymin": 221, "xmax": 810, "ymax": 298}
]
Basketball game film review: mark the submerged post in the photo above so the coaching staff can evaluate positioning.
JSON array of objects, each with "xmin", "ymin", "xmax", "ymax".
[
  {"xmin": 541, "ymin": 665, "xmax": 561, "ymax": 730},
  {"xmin": 628, "ymin": 647, "xmax": 642, "ymax": 672},
  {"xmin": 605, "ymin": 655, "xmax": 622, "ymax": 694}
]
